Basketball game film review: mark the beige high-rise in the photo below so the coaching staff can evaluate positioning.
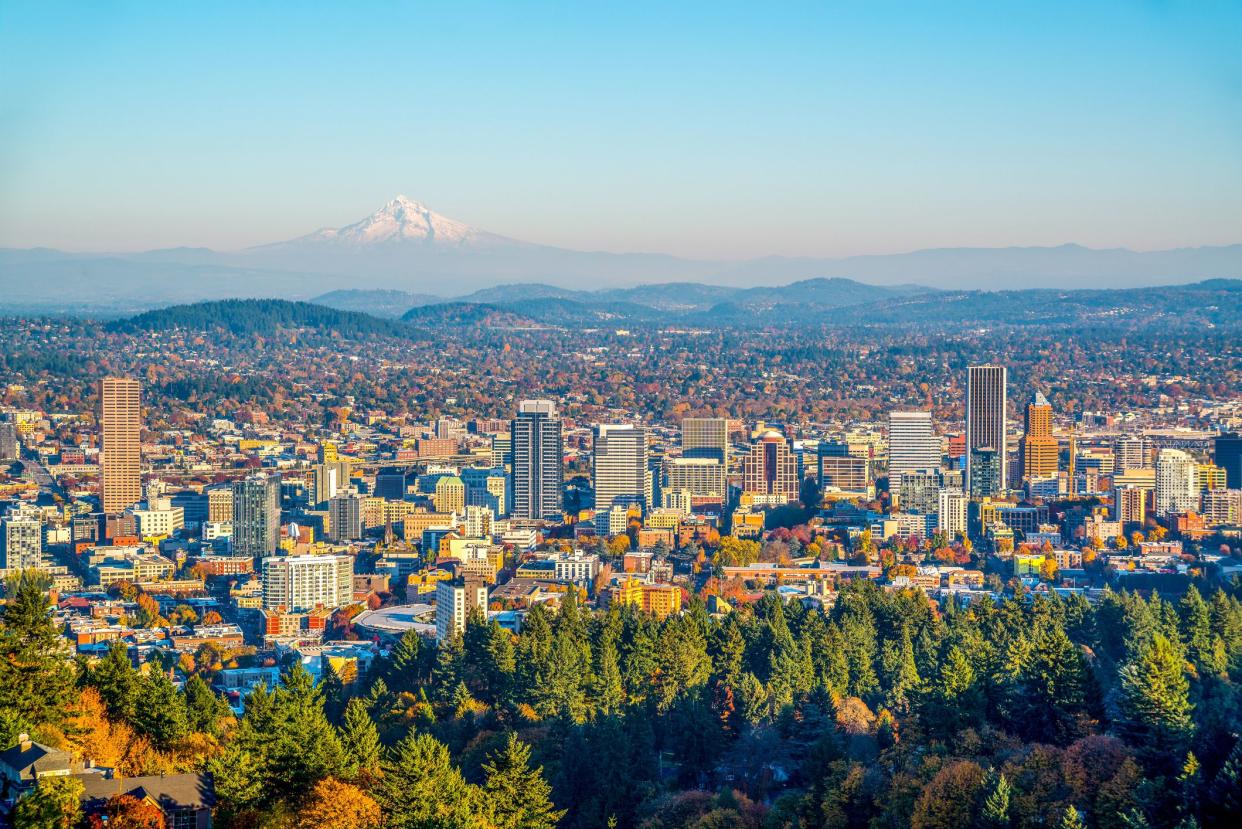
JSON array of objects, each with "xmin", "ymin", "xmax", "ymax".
[{"xmin": 99, "ymin": 377, "xmax": 142, "ymax": 514}]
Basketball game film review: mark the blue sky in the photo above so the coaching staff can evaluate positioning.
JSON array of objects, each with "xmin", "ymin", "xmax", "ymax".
[{"xmin": 1, "ymin": 1, "xmax": 1239, "ymax": 257}]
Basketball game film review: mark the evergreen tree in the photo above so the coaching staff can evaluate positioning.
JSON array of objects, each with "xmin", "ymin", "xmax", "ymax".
[
  {"xmin": 88, "ymin": 640, "xmax": 139, "ymax": 722},
  {"xmin": 184, "ymin": 674, "xmax": 229, "ymax": 736},
  {"xmin": 1117, "ymin": 633, "xmax": 1194, "ymax": 766},
  {"xmin": 387, "ymin": 628, "xmax": 424, "ymax": 692},
  {"xmin": 592, "ymin": 629, "xmax": 625, "ymax": 716},
  {"xmin": 481, "ymin": 732, "xmax": 566, "ymax": 829},
  {"xmin": 1059, "ymin": 805, "xmax": 1086, "ymax": 829},
  {"xmin": 1179, "ymin": 587, "xmax": 1225, "ymax": 676},
  {"xmin": 133, "ymin": 670, "xmax": 189, "ymax": 749},
  {"xmin": 264, "ymin": 663, "xmax": 348, "ymax": 800},
  {"xmin": 339, "ymin": 697, "xmax": 382, "ymax": 780},
  {"xmin": 531, "ymin": 632, "xmax": 588, "ymax": 722},
  {"xmin": 979, "ymin": 772, "xmax": 1012, "ymax": 828},
  {"xmin": 378, "ymin": 732, "xmax": 484, "ymax": 829},
  {"xmin": 0, "ymin": 572, "xmax": 74, "ymax": 729}
]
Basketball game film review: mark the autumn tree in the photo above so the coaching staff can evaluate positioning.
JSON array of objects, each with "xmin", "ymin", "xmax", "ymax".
[{"xmin": 295, "ymin": 777, "xmax": 382, "ymax": 829}]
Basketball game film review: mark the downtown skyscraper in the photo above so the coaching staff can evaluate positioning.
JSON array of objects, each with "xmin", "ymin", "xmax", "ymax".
[
  {"xmin": 966, "ymin": 365, "xmax": 1007, "ymax": 494},
  {"xmin": 232, "ymin": 472, "xmax": 282, "ymax": 557},
  {"xmin": 511, "ymin": 399, "xmax": 563, "ymax": 521},
  {"xmin": 1020, "ymin": 391, "xmax": 1058, "ymax": 480},
  {"xmin": 592, "ymin": 424, "xmax": 651, "ymax": 516},
  {"xmin": 99, "ymin": 376, "xmax": 142, "ymax": 514},
  {"xmin": 887, "ymin": 411, "xmax": 940, "ymax": 483}
]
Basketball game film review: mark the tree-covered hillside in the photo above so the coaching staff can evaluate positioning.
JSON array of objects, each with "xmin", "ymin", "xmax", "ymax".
[
  {"xmin": 6, "ymin": 571, "xmax": 1242, "ymax": 828},
  {"xmin": 107, "ymin": 298, "xmax": 414, "ymax": 338}
]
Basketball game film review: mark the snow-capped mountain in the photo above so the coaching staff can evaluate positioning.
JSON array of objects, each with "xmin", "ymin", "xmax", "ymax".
[{"xmin": 281, "ymin": 196, "xmax": 513, "ymax": 247}]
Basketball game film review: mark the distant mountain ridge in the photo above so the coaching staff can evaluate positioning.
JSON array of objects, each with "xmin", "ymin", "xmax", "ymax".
[
  {"xmin": 102, "ymin": 279, "xmax": 1241, "ymax": 337},
  {"xmin": 4, "ymin": 196, "xmax": 1242, "ymax": 311},
  {"xmin": 314, "ymin": 277, "xmax": 930, "ymax": 317}
]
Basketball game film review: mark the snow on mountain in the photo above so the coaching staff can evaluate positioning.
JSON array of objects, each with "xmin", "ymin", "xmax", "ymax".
[{"xmin": 286, "ymin": 196, "xmax": 511, "ymax": 247}]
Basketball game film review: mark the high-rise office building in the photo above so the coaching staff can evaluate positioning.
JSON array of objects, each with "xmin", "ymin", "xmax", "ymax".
[
  {"xmin": 889, "ymin": 415, "xmax": 933, "ymax": 487},
  {"xmin": 511, "ymin": 400, "xmax": 563, "ymax": 521},
  {"xmin": 312, "ymin": 460, "xmax": 351, "ymax": 507},
  {"xmin": 232, "ymin": 473, "xmax": 282, "ymax": 557},
  {"xmin": 968, "ymin": 448, "xmax": 1002, "ymax": 499},
  {"xmin": 1115, "ymin": 436, "xmax": 1151, "ymax": 472},
  {"xmin": 742, "ymin": 430, "xmax": 799, "ymax": 500},
  {"xmin": 1202, "ymin": 489, "xmax": 1241, "ymax": 526},
  {"xmin": 462, "ymin": 467, "xmax": 508, "ymax": 517},
  {"xmin": 374, "ymin": 468, "xmax": 409, "ymax": 501},
  {"xmin": 99, "ymin": 377, "xmax": 142, "ymax": 514},
  {"xmin": 207, "ymin": 487, "xmax": 233, "ymax": 523},
  {"xmin": 261, "ymin": 554, "xmax": 353, "ymax": 612},
  {"xmin": 0, "ymin": 508, "xmax": 42, "ymax": 571},
  {"xmin": 887, "ymin": 411, "xmax": 940, "ymax": 483},
  {"xmin": 0, "ymin": 418, "xmax": 18, "ymax": 463},
  {"xmin": 681, "ymin": 417, "xmax": 729, "ymax": 495},
  {"xmin": 490, "ymin": 433, "xmax": 513, "ymax": 471},
  {"xmin": 1155, "ymin": 449, "xmax": 1199, "ymax": 517},
  {"xmin": 1020, "ymin": 392, "xmax": 1058, "ymax": 479},
  {"xmin": 966, "ymin": 365, "xmax": 1007, "ymax": 493},
  {"xmin": 898, "ymin": 469, "xmax": 941, "ymax": 515},
  {"xmin": 328, "ymin": 489, "xmax": 364, "ymax": 542},
  {"xmin": 662, "ymin": 457, "xmax": 726, "ymax": 504},
  {"xmin": 1115, "ymin": 486, "xmax": 1147, "ymax": 527},
  {"xmin": 1215, "ymin": 433, "xmax": 1242, "ymax": 489},
  {"xmin": 937, "ymin": 488, "xmax": 968, "ymax": 538},
  {"xmin": 434, "ymin": 475, "xmax": 466, "ymax": 514},
  {"xmin": 817, "ymin": 453, "xmax": 870, "ymax": 493},
  {"xmin": 593, "ymin": 424, "xmax": 651, "ymax": 525},
  {"xmin": 436, "ymin": 578, "xmax": 488, "ymax": 641}
]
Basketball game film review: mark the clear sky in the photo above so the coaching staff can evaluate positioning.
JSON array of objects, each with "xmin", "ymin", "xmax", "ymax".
[{"xmin": 1, "ymin": 1, "xmax": 1240, "ymax": 258}]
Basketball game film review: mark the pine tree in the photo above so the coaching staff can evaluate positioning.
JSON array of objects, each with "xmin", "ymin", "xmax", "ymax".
[
  {"xmin": 593, "ymin": 630, "xmax": 625, "ymax": 716},
  {"xmin": 184, "ymin": 674, "xmax": 229, "ymax": 736},
  {"xmin": 1019, "ymin": 625, "xmax": 1090, "ymax": 744},
  {"xmin": 0, "ymin": 572, "xmax": 74, "ymax": 729},
  {"xmin": 88, "ymin": 640, "xmax": 139, "ymax": 722},
  {"xmin": 531, "ymin": 632, "xmax": 588, "ymax": 722},
  {"xmin": 387, "ymin": 628, "xmax": 424, "ymax": 692},
  {"xmin": 1178, "ymin": 587, "xmax": 1224, "ymax": 676},
  {"xmin": 979, "ymin": 772, "xmax": 1012, "ymax": 828},
  {"xmin": 1059, "ymin": 805, "xmax": 1085, "ymax": 829},
  {"xmin": 881, "ymin": 626, "xmax": 921, "ymax": 714},
  {"xmin": 134, "ymin": 670, "xmax": 189, "ymax": 749},
  {"xmin": 482, "ymin": 732, "xmax": 566, "ymax": 829},
  {"xmin": 1117, "ymin": 633, "xmax": 1193, "ymax": 766},
  {"xmin": 378, "ymin": 732, "xmax": 483, "ymax": 829},
  {"xmin": 339, "ymin": 698, "xmax": 382, "ymax": 781},
  {"xmin": 264, "ymin": 663, "xmax": 348, "ymax": 800}
]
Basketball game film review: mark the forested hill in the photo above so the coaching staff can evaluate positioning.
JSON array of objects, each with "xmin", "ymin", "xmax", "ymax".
[{"xmin": 106, "ymin": 298, "xmax": 414, "ymax": 338}]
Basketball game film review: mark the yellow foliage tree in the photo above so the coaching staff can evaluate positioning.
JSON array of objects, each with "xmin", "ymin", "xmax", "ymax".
[{"xmin": 295, "ymin": 778, "xmax": 382, "ymax": 829}]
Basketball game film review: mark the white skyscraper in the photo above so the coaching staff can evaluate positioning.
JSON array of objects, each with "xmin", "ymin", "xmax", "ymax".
[
  {"xmin": 261, "ymin": 554, "xmax": 353, "ymax": 612},
  {"xmin": 436, "ymin": 579, "xmax": 488, "ymax": 642},
  {"xmin": 593, "ymin": 424, "xmax": 651, "ymax": 533},
  {"xmin": 937, "ymin": 488, "xmax": 968, "ymax": 538},
  {"xmin": 888, "ymin": 411, "xmax": 940, "ymax": 482},
  {"xmin": 1155, "ymin": 449, "xmax": 1199, "ymax": 517}
]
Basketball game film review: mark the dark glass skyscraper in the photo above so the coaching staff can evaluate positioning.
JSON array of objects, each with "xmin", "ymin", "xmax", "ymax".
[
  {"xmin": 511, "ymin": 400, "xmax": 563, "ymax": 521},
  {"xmin": 1216, "ymin": 433, "xmax": 1242, "ymax": 489}
]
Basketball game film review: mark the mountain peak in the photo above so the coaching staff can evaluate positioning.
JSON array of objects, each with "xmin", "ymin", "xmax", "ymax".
[{"xmin": 298, "ymin": 196, "xmax": 489, "ymax": 246}]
